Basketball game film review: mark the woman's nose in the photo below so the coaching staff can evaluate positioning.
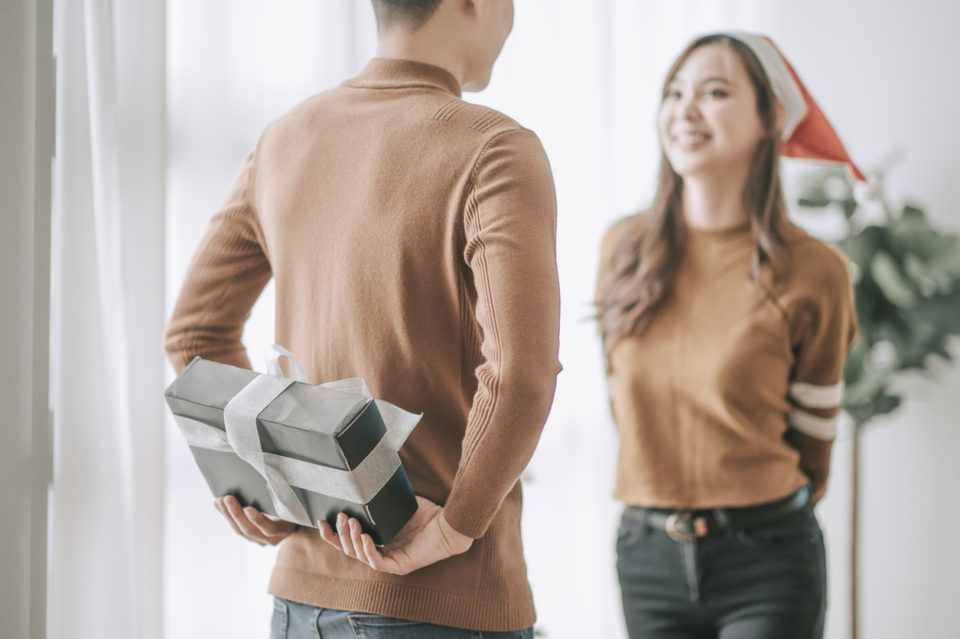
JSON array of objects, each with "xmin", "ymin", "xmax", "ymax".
[{"xmin": 678, "ymin": 95, "xmax": 701, "ymax": 121}]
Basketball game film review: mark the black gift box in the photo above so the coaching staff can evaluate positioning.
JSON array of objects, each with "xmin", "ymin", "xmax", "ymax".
[{"xmin": 164, "ymin": 357, "xmax": 418, "ymax": 545}]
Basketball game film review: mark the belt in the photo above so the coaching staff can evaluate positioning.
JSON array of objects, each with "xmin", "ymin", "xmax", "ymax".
[{"xmin": 632, "ymin": 485, "xmax": 811, "ymax": 542}]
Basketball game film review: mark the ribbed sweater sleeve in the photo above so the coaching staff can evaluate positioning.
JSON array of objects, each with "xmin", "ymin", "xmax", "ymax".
[
  {"xmin": 441, "ymin": 129, "xmax": 561, "ymax": 538},
  {"xmin": 164, "ymin": 148, "xmax": 271, "ymax": 373},
  {"xmin": 785, "ymin": 243, "xmax": 858, "ymax": 500}
]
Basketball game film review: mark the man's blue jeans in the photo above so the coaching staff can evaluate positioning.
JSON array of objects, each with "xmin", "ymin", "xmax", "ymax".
[{"xmin": 270, "ymin": 598, "xmax": 534, "ymax": 639}]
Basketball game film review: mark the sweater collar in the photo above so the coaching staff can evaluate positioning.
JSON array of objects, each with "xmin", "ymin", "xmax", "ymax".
[{"xmin": 343, "ymin": 58, "xmax": 462, "ymax": 98}]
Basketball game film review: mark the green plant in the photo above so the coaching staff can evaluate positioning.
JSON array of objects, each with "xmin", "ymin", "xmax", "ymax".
[
  {"xmin": 796, "ymin": 167, "xmax": 960, "ymax": 427},
  {"xmin": 795, "ymin": 164, "xmax": 960, "ymax": 639}
]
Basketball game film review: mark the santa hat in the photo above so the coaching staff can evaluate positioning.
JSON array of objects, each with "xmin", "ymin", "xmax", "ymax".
[{"xmin": 718, "ymin": 32, "xmax": 878, "ymax": 201}]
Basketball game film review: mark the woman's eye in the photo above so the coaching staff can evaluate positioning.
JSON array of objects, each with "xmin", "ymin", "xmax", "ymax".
[
  {"xmin": 705, "ymin": 89, "xmax": 729, "ymax": 98},
  {"xmin": 664, "ymin": 89, "xmax": 682, "ymax": 100}
]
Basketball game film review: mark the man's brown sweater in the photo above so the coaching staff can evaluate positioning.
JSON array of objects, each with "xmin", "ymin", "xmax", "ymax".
[{"xmin": 165, "ymin": 58, "xmax": 561, "ymax": 631}]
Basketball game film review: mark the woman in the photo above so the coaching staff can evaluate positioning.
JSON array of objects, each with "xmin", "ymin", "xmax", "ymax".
[{"xmin": 596, "ymin": 33, "xmax": 860, "ymax": 638}]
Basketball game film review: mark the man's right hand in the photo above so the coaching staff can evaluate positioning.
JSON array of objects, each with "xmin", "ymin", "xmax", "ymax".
[{"xmin": 317, "ymin": 496, "xmax": 473, "ymax": 575}]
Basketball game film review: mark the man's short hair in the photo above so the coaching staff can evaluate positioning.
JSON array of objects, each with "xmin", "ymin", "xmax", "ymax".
[{"xmin": 371, "ymin": 0, "xmax": 443, "ymax": 30}]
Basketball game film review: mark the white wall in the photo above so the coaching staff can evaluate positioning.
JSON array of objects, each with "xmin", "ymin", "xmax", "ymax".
[
  {"xmin": 774, "ymin": 4, "xmax": 960, "ymax": 637},
  {"xmin": 0, "ymin": 0, "xmax": 54, "ymax": 637}
]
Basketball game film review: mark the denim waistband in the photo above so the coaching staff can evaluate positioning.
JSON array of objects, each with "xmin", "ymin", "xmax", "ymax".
[{"xmin": 623, "ymin": 484, "xmax": 811, "ymax": 533}]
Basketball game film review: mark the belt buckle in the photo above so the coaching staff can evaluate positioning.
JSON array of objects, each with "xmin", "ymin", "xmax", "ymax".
[{"xmin": 665, "ymin": 511, "xmax": 707, "ymax": 542}]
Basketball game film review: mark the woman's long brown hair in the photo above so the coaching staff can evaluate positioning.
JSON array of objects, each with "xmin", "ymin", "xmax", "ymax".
[{"xmin": 598, "ymin": 34, "xmax": 790, "ymax": 360}]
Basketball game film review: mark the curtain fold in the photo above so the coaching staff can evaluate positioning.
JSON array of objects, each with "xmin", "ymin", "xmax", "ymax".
[
  {"xmin": 50, "ymin": 0, "xmax": 165, "ymax": 637},
  {"xmin": 81, "ymin": 0, "xmax": 138, "ymax": 611}
]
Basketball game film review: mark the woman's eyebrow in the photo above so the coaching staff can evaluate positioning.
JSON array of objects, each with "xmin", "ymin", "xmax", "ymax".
[
  {"xmin": 697, "ymin": 76, "xmax": 732, "ymax": 85},
  {"xmin": 668, "ymin": 74, "xmax": 732, "ymax": 86}
]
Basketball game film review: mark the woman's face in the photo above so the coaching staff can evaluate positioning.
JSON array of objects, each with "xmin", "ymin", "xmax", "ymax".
[{"xmin": 658, "ymin": 42, "xmax": 767, "ymax": 180}]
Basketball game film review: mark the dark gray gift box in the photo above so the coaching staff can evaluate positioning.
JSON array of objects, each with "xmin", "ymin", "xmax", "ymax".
[{"xmin": 164, "ymin": 356, "xmax": 419, "ymax": 545}]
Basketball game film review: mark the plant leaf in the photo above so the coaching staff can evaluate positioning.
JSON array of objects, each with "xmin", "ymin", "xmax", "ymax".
[{"xmin": 870, "ymin": 251, "xmax": 918, "ymax": 308}]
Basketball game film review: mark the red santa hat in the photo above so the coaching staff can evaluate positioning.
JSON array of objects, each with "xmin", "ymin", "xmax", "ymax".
[{"xmin": 719, "ymin": 32, "xmax": 873, "ymax": 195}]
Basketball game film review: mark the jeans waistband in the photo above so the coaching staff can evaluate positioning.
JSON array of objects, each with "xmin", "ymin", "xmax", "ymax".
[{"xmin": 624, "ymin": 485, "xmax": 811, "ymax": 541}]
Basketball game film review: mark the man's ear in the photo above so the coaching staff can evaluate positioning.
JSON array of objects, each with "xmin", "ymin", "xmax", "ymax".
[
  {"xmin": 461, "ymin": 0, "xmax": 480, "ymax": 18},
  {"xmin": 465, "ymin": 0, "xmax": 504, "ymax": 19}
]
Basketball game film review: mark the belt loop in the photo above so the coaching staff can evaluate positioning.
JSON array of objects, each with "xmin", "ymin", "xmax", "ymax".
[
  {"xmin": 712, "ymin": 507, "xmax": 731, "ymax": 529},
  {"xmin": 622, "ymin": 506, "xmax": 651, "ymax": 538},
  {"xmin": 631, "ymin": 507, "xmax": 652, "ymax": 538},
  {"xmin": 639, "ymin": 507, "xmax": 651, "ymax": 537},
  {"xmin": 798, "ymin": 483, "xmax": 811, "ymax": 507}
]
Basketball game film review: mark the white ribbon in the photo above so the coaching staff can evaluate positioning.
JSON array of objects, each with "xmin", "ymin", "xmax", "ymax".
[
  {"xmin": 264, "ymin": 343, "xmax": 308, "ymax": 381},
  {"xmin": 175, "ymin": 345, "xmax": 421, "ymax": 526},
  {"xmin": 223, "ymin": 373, "xmax": 308, "ymax": 524}
]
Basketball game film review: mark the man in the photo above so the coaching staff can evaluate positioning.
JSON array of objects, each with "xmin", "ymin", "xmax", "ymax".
[{"xmin": 164, "ymin": 0, "xmax": 561, "ymax": 636}]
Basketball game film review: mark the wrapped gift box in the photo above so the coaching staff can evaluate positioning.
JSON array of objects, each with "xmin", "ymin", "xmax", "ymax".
[{"xmin": 164, "ymin": 351, "xmax": 421, "ymax": 545}]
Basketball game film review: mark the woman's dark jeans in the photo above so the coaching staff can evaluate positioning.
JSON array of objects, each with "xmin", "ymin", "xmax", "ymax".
[{"xmin": 616, "ymin": 504, "xmax": 826, "ymax": 638}]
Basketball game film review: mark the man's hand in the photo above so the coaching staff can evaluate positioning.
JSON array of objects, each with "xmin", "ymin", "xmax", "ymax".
[
  {"xmin": 214, "ymin": 495, "xmax": 298, "ymax": 546},
  {"xmin": 317, "ymin": 496, "xmax": 473, "ymax": 575}
]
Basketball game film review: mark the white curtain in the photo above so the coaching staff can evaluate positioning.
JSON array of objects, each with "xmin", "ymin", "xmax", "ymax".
[
  {"xmin": 49, "ymin": 0, "xmax": 166, "ymax": 637},
  {"xmin": 164, "ymin": 2, "xmax": 375, "ymax": 637}
]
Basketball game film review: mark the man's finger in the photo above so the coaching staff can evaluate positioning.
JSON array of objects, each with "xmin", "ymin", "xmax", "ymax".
[
  {"xmin": 239, "ymin": 510, "xmax": 271, "ymax": 545},
  {"xmin": 223, "ymin": 497, "xmax": 267, "ymax": 545},
  {"xmin": 361, "ymin": 534, "xmax": 412, "ymax": 575},
  {"xmin": 317, "ymin": 519, "xmax": 342, "ymax": 549},
  {"xmin": 245, "ymin": 507, "xmax": 290, "ymax": 543},
  {"xmin": 335, "ymin": 513, "xmax": 356, "ymax": 558},
  {"xmin": 360, "ymin": 533, "xmax": 388, "ymax": 571},
  {"xmin": 216, "ymin": 498, "xmax": 252, "ymax": 541},
  {"xmin": 215, "ymin": 498, "xmax": 247, "ymax": 539},
  {"xmin": 246, "ymin": 508, "xmax": 293, "ymax": 540},
  {"xmin": 349, "ymin": 519, "xmax": 367, "ymax": 565},
  {"xmin": 245, "ymin": 508, "xmax": 280, "ymax": 536}
]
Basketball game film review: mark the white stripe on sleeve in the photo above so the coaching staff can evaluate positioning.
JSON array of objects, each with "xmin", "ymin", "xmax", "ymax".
[
  {"xmin": 788, "ymin": 381, "xmax": 844, "ymax": 410},
  {"xmin": 787, "ymin": 409, "xmax": 838, "ymax": 440}
]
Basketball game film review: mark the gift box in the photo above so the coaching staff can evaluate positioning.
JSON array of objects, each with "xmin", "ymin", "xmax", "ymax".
[{"xmin": 163, "ymin": 346, "xmax": 421, "ymax": 545}]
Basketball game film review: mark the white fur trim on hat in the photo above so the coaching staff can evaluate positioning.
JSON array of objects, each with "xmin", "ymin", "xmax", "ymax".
[{"xmin": 721, "ymin": 32, "xmax": 808, "ymax": 141}]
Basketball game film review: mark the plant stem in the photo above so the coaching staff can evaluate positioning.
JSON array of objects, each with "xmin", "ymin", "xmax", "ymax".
[{"xmin": 850, "ymin": 419, "xmax": 863, "ymax": 639}]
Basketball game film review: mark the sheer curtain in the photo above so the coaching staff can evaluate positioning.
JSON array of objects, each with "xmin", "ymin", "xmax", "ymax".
[
  {"xmin": 164, "ymin": 2, "xmax": 375, "ymax": 637},
  {"xmin": 49, "ymin": 0, "xmax": 165, "ymax": 637}
]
